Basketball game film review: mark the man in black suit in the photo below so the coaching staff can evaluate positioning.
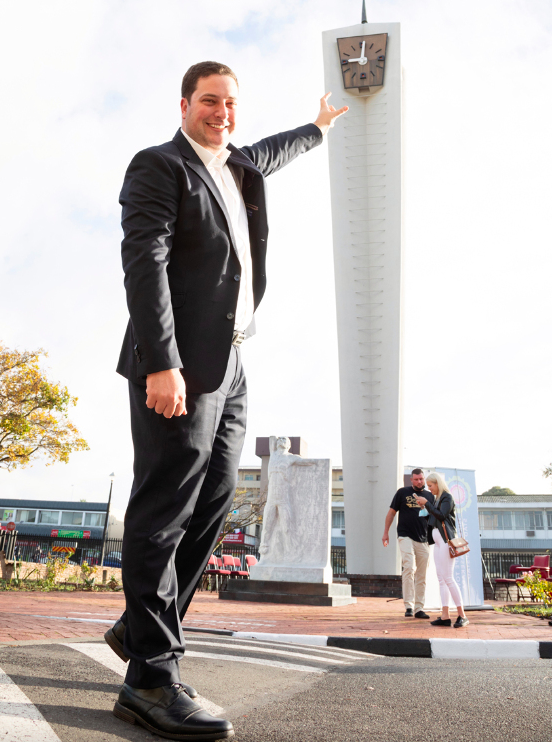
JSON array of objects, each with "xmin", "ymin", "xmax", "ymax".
[{"xmin": 106, "ymin": 61, "xmax": 347, "ymax": 740}]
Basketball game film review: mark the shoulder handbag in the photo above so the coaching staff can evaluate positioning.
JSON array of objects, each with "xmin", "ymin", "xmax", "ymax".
[{"xmin": 442, "ymin": 518, "xmax": 470, "ymax": 559}]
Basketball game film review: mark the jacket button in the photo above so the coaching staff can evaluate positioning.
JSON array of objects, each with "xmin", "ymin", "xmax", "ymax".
[
  {"xmin": 226, "ymin": 312, "xmax": 234, "ymax": 320},
  {"xmin": 234, "ymin": 275, "xmax": 241, "ymax": 282}
]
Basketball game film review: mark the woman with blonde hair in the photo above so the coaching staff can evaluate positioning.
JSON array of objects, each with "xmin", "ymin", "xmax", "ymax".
[{"xmin": 415, "ymin": 472, "xmax": 468, "ymax": 628}]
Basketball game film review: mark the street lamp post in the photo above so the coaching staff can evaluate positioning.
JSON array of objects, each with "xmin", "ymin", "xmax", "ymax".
[{"xmin": 100, "ymin": 472, "xmax": 115, "ymax": 567}]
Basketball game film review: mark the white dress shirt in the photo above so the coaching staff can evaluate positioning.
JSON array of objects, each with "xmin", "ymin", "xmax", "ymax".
[{"xmin": 181, "ymin": 129, "xmax": 254, "ymax": 333}]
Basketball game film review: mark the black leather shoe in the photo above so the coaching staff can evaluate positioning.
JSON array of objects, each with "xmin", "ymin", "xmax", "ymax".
[
  {"xmin": 104, "ymin": 621, "xmax": 198, "ymax": 700},
  {"xmin": 454, "ymin": 616, "xmax": 469, "ymax": 628},
  {"xmin": 430, "ymin": 617, "xmax": 452, "ymax": 626},
  {"xmin": 104, "ymin": 619, "xmax": 128, "ymax": 662},
  {"xmin": 114, "ymin": 683, "xmax": 234, "ymax": 740},
  {"xmin": 405, "ymin": 608, "xmax": 414, "ymax": 617},
  {"xmin": 414, "ymin": 611, "xmax": 430, "ymax": 619}
]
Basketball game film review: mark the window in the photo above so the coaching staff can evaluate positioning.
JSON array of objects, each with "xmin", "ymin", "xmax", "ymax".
[
  {"xmin": 61, "ymin": 511, "xmax": 83, "ymax": 526},
  {"xmin": 38, "ymin": 510, "xmax": 60, "ymax": 524},
  {"xmin": 548, "ymin": 511, "xmax": 552, "ymax": 529},
  {"xmin": 84, "ymin": 512, "xmax": 106, "ymax": 527},
  {"xmin": 338, "ymin": 476, "xmax": 343, "ymax": 481},
  {"xmin": 16, "ymin": 510, "xmax": 36, "ymax": 523},
  {"xmin": 513, "ymin": 511, "xmax": 545, "ymax": 530},
  {"xmin": 256, "ymin": 475, "xmax": 261, "ymax": 481},
  {"xmin": 479, "ymin": 511, "xmax": 497, "ymax": 530},
  {"xmin": 244, "ymin": 474, "xmax": 254, "ymax": 481},
  {"xmin": 479, "ymin": 511, "xmax": 513, "ymax": 530},
  {"xmin": 332, "ymin": 510, "xmax": 345, "ymax": 529}
]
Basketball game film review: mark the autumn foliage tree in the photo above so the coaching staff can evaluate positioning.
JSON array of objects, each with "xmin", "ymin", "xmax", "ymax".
[{"xmin": 0, "ymin": 343, "xmax": 89, "ymax": 470}]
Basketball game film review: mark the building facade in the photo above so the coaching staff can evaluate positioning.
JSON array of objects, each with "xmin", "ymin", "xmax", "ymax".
[
  {"xmin": 478, "ymin": 494, "xmax": 552, "ymax": 552},
  {"xmin": 0, "ymin": 499, "xmax": 123, "ymax": 540}
]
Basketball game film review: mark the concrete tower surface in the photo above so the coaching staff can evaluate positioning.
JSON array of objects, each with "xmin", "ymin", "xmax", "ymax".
[{"xmin": 322, "ymin": 20, "xmax": 404, "ymax": 575}]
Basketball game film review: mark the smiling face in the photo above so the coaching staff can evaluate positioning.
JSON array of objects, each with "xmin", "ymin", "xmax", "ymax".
[{"xmin": 181, "ymin": 74, "xmax": 238, "ymax": 155}]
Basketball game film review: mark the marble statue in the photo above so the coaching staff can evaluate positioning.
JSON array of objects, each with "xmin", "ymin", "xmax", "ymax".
[{"xmin": 251, "ymin": 436, "xmax": 333, "ymax": 583}]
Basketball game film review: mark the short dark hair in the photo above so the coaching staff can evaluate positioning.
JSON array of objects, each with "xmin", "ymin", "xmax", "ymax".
[
  {"xmin": 181, "ymin": 61, "xmax": 239, "ymax": 101},
  {"xmin": 411, "ymin": 468, "xmax": 424, "ymax": 476}
]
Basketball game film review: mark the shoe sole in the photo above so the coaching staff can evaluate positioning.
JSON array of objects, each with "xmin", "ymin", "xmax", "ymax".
[
  {"xmin": 113, "ymin": 702, "xmax": 234, "ymax": 740},
  {"xmin": 104, "ymin": 628, "xmax": 129, "ymax": 663}
]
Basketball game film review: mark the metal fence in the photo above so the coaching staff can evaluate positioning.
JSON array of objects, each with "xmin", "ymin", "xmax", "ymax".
[
  {"xmin": 9, "ymin": 534, "xmax": 124, "ymax": 567},
  {"xmin": 331, "ymin": 546, "xmax": 347, "ymax": 574},
  {"xmin": 0, "ymin": 530, "xmax": 17, "ymax": 561},
  {"xmin": 481, "ymin": 551, "xmax": 549, "ymax": 579}
]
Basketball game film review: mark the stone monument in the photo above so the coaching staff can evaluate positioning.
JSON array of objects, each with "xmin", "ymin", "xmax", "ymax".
[
  {"xmin": 322, "ymin": 11, "xmax": 404, "ymax": 576},
  {"xmin": 219, "ymin": 436, "xmax": 356, "ymax": 606},
  {"xmin": 254, "ymin": 436, "xmax": 332, "ymax": 583}
]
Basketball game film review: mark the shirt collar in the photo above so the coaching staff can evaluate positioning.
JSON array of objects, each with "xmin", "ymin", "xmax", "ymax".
[{"xmin": 181, "ymin": 129, "xmax": 231, "ymax": 168}]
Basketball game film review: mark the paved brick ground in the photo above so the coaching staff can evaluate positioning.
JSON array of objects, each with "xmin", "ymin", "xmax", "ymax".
[{"xmin": 0, "ymin": 589, "xmax": 550, "ymax": 644}]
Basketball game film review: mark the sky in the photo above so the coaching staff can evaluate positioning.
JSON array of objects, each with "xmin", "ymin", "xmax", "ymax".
[{"xmin": 0, "ymin": 0, "xmax": 551, "ymax": 514}]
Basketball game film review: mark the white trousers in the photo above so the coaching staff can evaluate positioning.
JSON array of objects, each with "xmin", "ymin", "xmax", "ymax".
[
  {"xmin": 432, "ymin": 527, "xmax": 463, "ymax": 608},
  {"xmin": 398, "ymin": 537, "xmax": 430, "ymax": 613}
]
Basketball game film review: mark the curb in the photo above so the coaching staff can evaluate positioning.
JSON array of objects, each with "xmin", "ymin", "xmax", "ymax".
[{"xmin": 182, "ymin": 626, "xmax": 552, "ymax": 659}]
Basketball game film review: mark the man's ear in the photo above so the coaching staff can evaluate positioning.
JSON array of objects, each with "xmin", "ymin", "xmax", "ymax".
[{"xmin": 180, "ymin": 97, "xmax": 188, "ymax": 122}]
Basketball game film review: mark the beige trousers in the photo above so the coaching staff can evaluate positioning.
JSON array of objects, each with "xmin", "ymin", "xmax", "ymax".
[{"xmin": 398, "ymin": 536, "xmax": 430, "ymax": 613}]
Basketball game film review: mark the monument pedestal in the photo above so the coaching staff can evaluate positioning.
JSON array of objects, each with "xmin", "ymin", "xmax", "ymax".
[{"xmin": 219, "ymin": 579, "xmax": 356, "ymax": 607}]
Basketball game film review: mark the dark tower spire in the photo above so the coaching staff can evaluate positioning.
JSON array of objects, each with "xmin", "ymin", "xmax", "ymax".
[{"xmin": 361, "ymin": 0, "xmax": 367, "ymax": 24}]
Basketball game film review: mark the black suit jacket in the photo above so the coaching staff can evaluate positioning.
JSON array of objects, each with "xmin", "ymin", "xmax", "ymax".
[
  {"xmin": 117, "ymin": 124, "xmax": 322, "ymax": 393},
  {"xmin": 425, "ymin": 492, "xmax": 457, "ymax": 545}
]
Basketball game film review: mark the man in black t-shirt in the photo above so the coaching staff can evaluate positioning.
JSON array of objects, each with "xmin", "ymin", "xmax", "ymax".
[{"xmin": 382, "ymin": 468, "xmax": 435, "ymax": 618}]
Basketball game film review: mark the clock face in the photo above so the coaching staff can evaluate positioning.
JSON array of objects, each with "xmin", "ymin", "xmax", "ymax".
[{"xmin": 336, "ymin": 33, "xmax": 388, "ymax": 90}]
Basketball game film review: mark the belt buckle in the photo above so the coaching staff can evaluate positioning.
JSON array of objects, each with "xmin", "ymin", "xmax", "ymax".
[{"xmin": 232, "ymin": 331, "xmax": 245, "ymax": 346}]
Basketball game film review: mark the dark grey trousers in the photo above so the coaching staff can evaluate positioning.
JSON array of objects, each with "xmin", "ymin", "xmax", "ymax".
[{"xmin": 121, "ymin": 346, "xmax": 246, "ymax": 688}]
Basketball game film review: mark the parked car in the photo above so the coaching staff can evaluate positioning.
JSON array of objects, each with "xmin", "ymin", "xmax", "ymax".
[{"xmin": 103, "ymin": 551, "xmax": 122, "ymax": 568}]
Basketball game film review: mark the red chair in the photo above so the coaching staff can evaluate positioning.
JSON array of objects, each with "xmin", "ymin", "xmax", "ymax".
[
  {"xmin": 245, "ymin": 555, "xmax": 258, "ymax": 573},
  {"xmin": 495, "ymin": 565, "xmax": 523, "ymax": 601},
  {"xmin": 203, "ymin": 555, "xmax": 231, "ymax": 591},
  {"xmin": 229, "ymin": 555, "xmax": 249, "ymax": 578},
  {"xmin": 530, "ymin": 555, "xmax": 550, "ymax": 580}
]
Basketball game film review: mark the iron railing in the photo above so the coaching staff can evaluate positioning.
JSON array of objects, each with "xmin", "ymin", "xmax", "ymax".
[
  {"xmin": 0, "ymin": 530, "xmax": 18, "ymax": 561},
  {"xmin": 9, "ymin": 534, "xmax": 123, "ymax": 567},
  {"xmin": 331, "ymin": 546, "xmax": 347, "ymax": 574},
  {"xmin": 481, "ymin": 551, "xmax": 550, "ymax": 579}
]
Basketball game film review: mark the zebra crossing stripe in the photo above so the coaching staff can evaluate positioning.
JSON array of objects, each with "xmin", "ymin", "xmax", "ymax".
[
  {"xmin": 185, "ymin": 650, "xmax": 326, "ymax": 673},
  {"xmin": 63, "ymin": 643, "xmax": 224, "ymax": 717},
  {"xmin": 0, "ymin": 666, "xmax": 62, "ymax": 742},
  {"xmin": 185, "ymin": 639, "xmax": 352, "ymax": 664}
]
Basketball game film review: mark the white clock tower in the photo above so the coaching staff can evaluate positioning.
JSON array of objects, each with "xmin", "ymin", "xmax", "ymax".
[{"xmin": 323, "ymin": 13, "xmax": 404, "ymax": 575}]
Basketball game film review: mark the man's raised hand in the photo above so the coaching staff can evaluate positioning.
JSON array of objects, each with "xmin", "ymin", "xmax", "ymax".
[
  {"xmin": 314, "ymin": 92, "xmax": 348, "ymax": 136},
  {"xmin": 146, "ymin": 368, "xmax": 187, "ymax": 418}
]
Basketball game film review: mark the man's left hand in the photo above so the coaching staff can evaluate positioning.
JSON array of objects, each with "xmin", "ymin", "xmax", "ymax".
[{"xmin": 314, "ymin": 93, "xmax": 348, "ymax": 136}]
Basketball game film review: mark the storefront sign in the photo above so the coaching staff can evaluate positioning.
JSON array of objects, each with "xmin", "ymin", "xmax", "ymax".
[
  {"xmin": 50, "ymin": 529, "xmax": 91, "ymax": 539},
  {"xmin": 222, "ymin": 533, "xmax": 245, "ymax": 544}
]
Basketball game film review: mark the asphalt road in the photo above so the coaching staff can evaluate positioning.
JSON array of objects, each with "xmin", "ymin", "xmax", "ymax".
[{"xmin": 0, "ymin": 632, "xmax": 550, "ymax": 742}]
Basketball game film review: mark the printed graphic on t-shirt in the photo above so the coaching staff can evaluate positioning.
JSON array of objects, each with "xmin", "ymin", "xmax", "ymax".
[{"xmin": 390, "ymin": 486, "xmax": 435, "ymax": 543}]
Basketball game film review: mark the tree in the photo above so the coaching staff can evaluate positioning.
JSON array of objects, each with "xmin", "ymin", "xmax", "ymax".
[
  {"xmin": 0, "ymin": 343, "xmax": 89, "ymax": 470},
  {"xmin": 543, "ymin": 465, "xmax": 552, "ymax": 480},
  {"xmin": 480, "ymin": 485, "xmax": 516, "ymax": 497},
  {"xmin": 215, "ymin": 487, "xmax": 267, "ymax": 550}
]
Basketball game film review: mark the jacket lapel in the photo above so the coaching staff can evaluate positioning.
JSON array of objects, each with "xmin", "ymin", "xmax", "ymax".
[{"xmin": 172, "ymin": 130, "xmax": 239, "ymax": 258}]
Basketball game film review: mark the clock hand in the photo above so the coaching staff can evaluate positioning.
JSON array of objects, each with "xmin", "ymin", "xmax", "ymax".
[
  {"xmin": 361, "ymin": 40, "xmax": 366, "ymax": 59},
  {"xmin": 348, "ymin": 56, "xmax": 362, "ymax": 63}
]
